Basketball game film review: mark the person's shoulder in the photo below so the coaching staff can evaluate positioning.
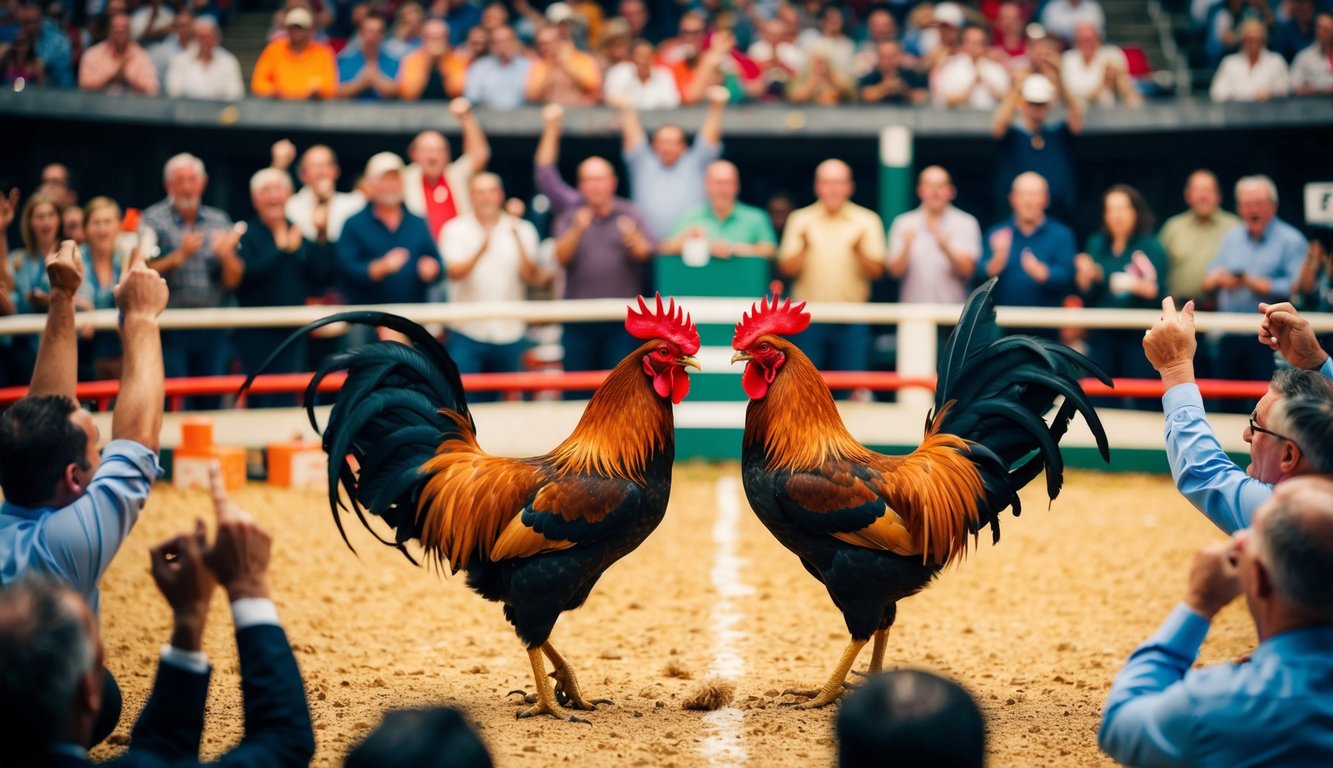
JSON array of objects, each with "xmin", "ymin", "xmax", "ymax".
[
  {"xmin": 1273, "ymin": 218, "xmax": 1308, "ymax": 243},
  {"xmin": 846, "ymin": 201, "xmax": 884, "ymax": 222},
  {"xmin": 945, "ymin": 205, "xmax": 980, "ymax": 228},
  {"xmin": 140, "ymin": 199, "xmax": 173, "ymax": 222},
  {"xmin": 1159, "ymin": 209, "xmax": 1190, "ymax": 232}
]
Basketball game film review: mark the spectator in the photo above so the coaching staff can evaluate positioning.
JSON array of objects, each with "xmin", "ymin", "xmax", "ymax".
[
  {"xmin": 78, "ymin": 197, "xmax": 131, "ymax": 380},
  {"xmin": 990, "ymin": 73, "xmax": 1083, "ymax": 226},
  {"xmin": 14, "ymin": 0, "xmax": 73, "ymax": 87},
  {"xmin": 1204, "ymin": 175, "xmax": 1307, "ymax": 395},
  {"xmin": 440, "ymin": 0, "xmax": 482, "ymax": 47},
  {"xmin": 767, "ymin": 190, "xmax": 795, "ymax": 240},
  {"xmin": 143, "ymin": 153, "xmax": 242, "ymax": 408},
  {"xmin": 0, "ymin": 189, "xmax": 18, "ymax": 323},
  {"xmin": 618, "ymin": 0, "xmax": 652, "ymax": 43},
  {"xmin": 461, "ymin": 25, "xmax": 490, "ymax": 65},
  {"xmin": 0, "ymin": 239, "xmax": 167, "ymax": 748},
  {"xmin": 9, "ymin": 193, "xmax": 61, "ymax": 316},
  {"xmin": 1073, "ymin": 184, "xmax": 1167, "ymax": 402},
  {"xmin": 0, "ymin": 466, "xmax": 317, "ymax": 767},
  {"xmin": 1040, "ymin": 0, "xmax": 1105, "ymax": 46},
  {"xmin": 148, "ymin": 7, "xmax": 192, "ymax": 84},
  {"xmin": 78, "ymin": 12, "xmax": 158, "ymax": 95},
  {"xmin": 62, "ymin": 206, "xmax": 85, "ymax": 247},
  {"xmin": 273, "ymin": 141, "xmax": 367, "ymax": 244},
  {"xmin": 39, "ymin": 163, "xmax": 78, "ymax": 209},
  {"xmin": 788, "ymin": 48, "xmax": 857, "ymax": 103},
  {"xmin": 232, "ymin": 168, "xmax": 332, "ymax": 406},
  {"xmin": 661, "ymin": 159, "xmax": 777, "ymax": 261},
  {"xmin": 534, "ymin": 105, "xmax": 656, "ymax": 374},
  {"xmin": 933, "ymin": 25, "xmax": 1011, "ymax": 108},
  {"xmin": 337, "ymin": 14, "xmax": 399, "ymax": 100},
  {"xmin": 886, "ymin": 165, "xmax": 981, "ymax": 304},
  {"xmin": 838, "ymin": 670, "xmax": 986, "ymax": 768},
  {"xmin": 604, "ymin": 37, "xmax": 681, "ymax": 108},
  {"xmin": 916, "ymin": 2, "xmax": 965, "ymax": 71},
  {"xmin": 1296, "ymin": 227, "xmax": 1333, "ymax": 314},
  {"xmin": 526, "ymin": 22, "xmax": 602, "ymax": 105},
  {"xmin": 463, "ymin": 24, "xmax": 530, "ymax": 108},
  {"xmin": 1, "ymin": 32, "xmax": 47, "ymax": 87},
  {"xmin": 799, "ymin": 4, "xmax": 856, "ymax": 75},
  {"xmin": 1023, "ymin": 27, "xmax": 1066, "ymax": 91},
  {"xmin": 615, "ymin": 84, "xmax": 725, "ymax": 248},
  {"xmin": 335, "ymin": 152, "xmax": 443, "ymax": 306},
  {"xmin": 164, "ymin": 16, "xmax": 244, "ymax": 101},
  {"xmin": 1291, "ymin": 11, "xmax": 1333, "ymax": 95},
  {"xmin": 346, "ymin": 707, "xmax": 492, "ymax": 768},
  {"xmin": 776, "ymin": 159, "xmax": 886, "ymax": 374},
  {"xmin": 439, "ymin": 173, "xmax": 542, "ymax": 400},
  {"xmin": 992, "ymin": 1, "xmax": 1030, "ymax": 70},
  {"xmin": 676, "ymin": 27, "xmax": 758, "ymax": 104},
  {"xmin": 402, "ymin": 98, "xmax": 491, "ymax": 241},
  {"xmin": 399, "ymin": 18, "xmax": 464, "ymax": 101},
  {"xmin": 1098, "ymin": 475, "xmax": 1333, "ymax": 767},
  {"xmin": 858, "ymin": 40, "xmax": 926, "ymax": 103},
  {"xmin": 479, "ymin": 0, "xmax": 510, "ymax": 33},
  {"xmin": 596, "ymin": 16, "xmax": 632, "ymax": 71},
  {"xmin": 1061, "ymin": 21, "xmax": 1142, "ymax": 107},
  {"xmin": 980, "ymin": 172, "xmax": 1077, "ymax": 320},
  {"xmin": 1158, "ymin": 169, "xmax": 1240, "ymax": 309},
  {"xmin": 1276, "ymin": 0, "xmax": 1318, "ymax": 61},
  {"xmin": 749, "ymin": 17, "xmax": 807, "ymax": 98},
  {"xmin": 1141, "ymin": 298, "xmax": 1332, "ymax": 533},
  {"xmin": 128, "ymin": 0, "xmax": 173, "ymax": 43},
  {"xmin": 1211, "ymin": 19, "xmax": 1290, "ymax": 101},
  {"xmin": 1206, "ymin": 0, "xmax": 1276, "ymax": 67},
  {"xmin": 658, "ymin": 11, "xmax": 709, "ymax": 65},
  {"xmin": 251, "ymin": 7, "xmax": 337, "ymax": 100},
  {"xmin": 386, "ymin": 1, "xmax": 426, "ymax": 60}
]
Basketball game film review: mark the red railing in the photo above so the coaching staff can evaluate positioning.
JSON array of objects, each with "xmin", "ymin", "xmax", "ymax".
[{"xmin": 0, "ymin": 372, "xmax": 1271, "ymax": 412}]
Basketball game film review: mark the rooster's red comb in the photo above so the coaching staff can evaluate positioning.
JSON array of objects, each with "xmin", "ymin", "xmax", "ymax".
[
  {"xmin": 625, "ymin": 294, "xmax": 699, "ymax": 354},
  {"xmin": 732, "ymin": 295, "xmax": 810, "ymax": 348}
]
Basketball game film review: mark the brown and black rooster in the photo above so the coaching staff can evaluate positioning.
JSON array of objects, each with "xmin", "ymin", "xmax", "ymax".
[
  {"xmin": 730, "ymin": 278, "xmax": 1110, "ymax": 708},
  {"xmin": 246, "ymin": 296, "xmax": 700, "ymax": 721}
]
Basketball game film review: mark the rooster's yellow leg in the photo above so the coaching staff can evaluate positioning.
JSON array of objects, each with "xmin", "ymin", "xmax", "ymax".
[
  {"xmin": 541, "ymin": 642, "xmax": 612, "ymax": 711},
  {"xmin": 516, "ymin": 647, "xmax": 589, "ymax": 722},
  {"xmin": 867, "ymin": 628, "xmax": 889, "ymax": 675},
  {"xmin": 787, "ymin": 638, "xmax": 869, "ymax": 709}
]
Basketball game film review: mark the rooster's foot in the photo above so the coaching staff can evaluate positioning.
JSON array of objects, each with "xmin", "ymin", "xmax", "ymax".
[
  {"xmin": 507, "ymin": 690, "xmax": 540, "ymax": 704},
  {"xmin": 551, "ymin": 669, "xmax": 613, "ymax": 711},
  {"xmin": 515, "ymin": 701, "xmax": 592, "ymax": 724}
]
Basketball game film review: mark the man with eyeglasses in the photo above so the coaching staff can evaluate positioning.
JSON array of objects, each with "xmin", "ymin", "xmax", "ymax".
[
  {"xmin": 1099, "ymin": 475, "xmax": 1333, "ymax": 767},
  {"xmin": 1142, "ymin": 297, "xmax": 1333, "ymax": 535}
]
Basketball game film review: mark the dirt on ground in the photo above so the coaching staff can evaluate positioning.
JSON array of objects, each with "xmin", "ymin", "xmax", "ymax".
[{"xmin": 91, "ymin": 465, "xmax": 1254, "ymax": 767}]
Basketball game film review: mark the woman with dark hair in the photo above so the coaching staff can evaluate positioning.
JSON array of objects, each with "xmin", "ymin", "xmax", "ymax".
[{"xmin": 1074, "ymin": 183, "xmax": 1169, "ymax": 408}]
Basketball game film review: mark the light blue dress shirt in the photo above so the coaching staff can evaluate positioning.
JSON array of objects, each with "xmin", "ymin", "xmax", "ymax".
[
  {"xmin": 1100, "ymin": 604, "xmax": 1333, "ymax": 767},
  {"xmin": 1163, "ymin": 357, "xmax": 1333, "ymax": 535},
  {"xmin": 463, "ymin": 55, "xmax": 531, "ymax": 110},
  {"xmin": 0, "ymin": 439, "xmax": 162, "ymax": 617},
  {"xmin": 1207, "ymin": 218, "xmax": 1308, "ymax": 313}
]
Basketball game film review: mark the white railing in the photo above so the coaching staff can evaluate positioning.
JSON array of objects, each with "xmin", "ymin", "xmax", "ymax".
[{"xmin": 4, "ymin": 300, "xmax": 1331, "ymax": 412}]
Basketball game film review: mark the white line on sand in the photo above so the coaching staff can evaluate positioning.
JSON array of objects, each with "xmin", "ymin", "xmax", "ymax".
[{"xmin": 700, "ymin": 476, "xmax": 753, "ymax": 767}]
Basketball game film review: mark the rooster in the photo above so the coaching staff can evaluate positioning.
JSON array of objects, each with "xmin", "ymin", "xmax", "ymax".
[
  {"xmin": 246, "ymin": 295, "xmax": 700, "ymax": 721},
  {"xmin": 730, "ymin": 278, "xmax": 1110, "ymax": 708}
]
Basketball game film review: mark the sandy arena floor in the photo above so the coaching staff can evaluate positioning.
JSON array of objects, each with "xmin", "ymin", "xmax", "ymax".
[{"xmin": 91, "ymin": 465, "xmax": 1254, "ymax": 767}]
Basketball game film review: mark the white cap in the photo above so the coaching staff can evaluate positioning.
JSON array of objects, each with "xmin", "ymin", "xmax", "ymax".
[
  {"xmin": 363, "ymin": 152, "xmax": 405, "ymax": 181},
  {"xmin": 1021, "ymin": 74, "xmax": 1056, "ymax": 104},
  {"xmin": 284, "ymin": 7, "xmax": 314, "ymax": 28},
  {"xmin": 546, "ymin": 2, "xmax": 574, "ymax": 23},
  {"xmin": 933, "ymin": 2, "xmax": 965, "ymax": 27}
]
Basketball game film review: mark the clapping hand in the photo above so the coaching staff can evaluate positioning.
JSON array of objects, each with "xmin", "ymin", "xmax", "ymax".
[{"xmin": 45, "ymin": 239, "xmax": 84, "ymax": 296}]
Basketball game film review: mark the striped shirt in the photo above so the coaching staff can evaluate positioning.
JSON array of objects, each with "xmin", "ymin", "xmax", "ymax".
[{"xmin": 142, "ymin": 199, "xmax": 234, "ymax": 309}]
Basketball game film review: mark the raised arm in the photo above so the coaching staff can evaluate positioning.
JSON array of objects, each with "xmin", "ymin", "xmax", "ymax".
[
  {"xmin": 451, "ymin": 98, "xmax": 491, "ymax": 170},
  {"xmin": 697, "ymin": 85, "xmax": 728, "ymax": 146},
  {"xmin": 990, "ymin": 84, "xmax": 1020, "ymax": 139},
  {"xmin": 535, "ymin": 103, "xmax": 564, "ymax": 169},
  {"xmin": 616, "ymin": 98, "xmax": 646, "ymax": 155},
  {"xmin": 28, "ymin": 240, "xmax": 83, "ymax": 400},
  {"xmin": 0, "ymin": 189, "xmax": 17, "ymax": 317},
  {"xmin": 112, "ymin": 247, "xmax": 169, "ymax": 451}
]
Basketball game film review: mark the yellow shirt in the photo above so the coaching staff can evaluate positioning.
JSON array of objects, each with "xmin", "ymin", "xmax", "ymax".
[
  {"xmin": 778, "ymin": 202, "xmax": 887, "ymax": 303},
  {"xmin": 251, "ymin": 39, "xmax": 337, "ymax": 100},
  {"xmin": 1158, "ymin": 208, "xmax": 1241, "ymax": 302}
]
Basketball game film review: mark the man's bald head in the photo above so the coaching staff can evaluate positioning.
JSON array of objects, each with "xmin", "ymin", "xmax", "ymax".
[
  {"xmin": 917, "ymin": 165, "xmax": 955, "ymax": 213},
  {"xmin": 1252, "ymin": 476, "xmax": 1333, "ymax": 621},
  {"xmin": 577, "ymin": 156, "xmax": 618, "ymax": 208},
  {"xmin": 814, "ymin": 159, "xmax": 854, "ymax": 210}
]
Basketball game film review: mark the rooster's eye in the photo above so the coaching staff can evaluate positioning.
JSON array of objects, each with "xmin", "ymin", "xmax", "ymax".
[
  {"xmin": 657, "ymin": 347, "xmax": 670, "ymax": 357},
  {"xmin": 758, "ymin": 343, "xmax": 770, "ymax": 352}
]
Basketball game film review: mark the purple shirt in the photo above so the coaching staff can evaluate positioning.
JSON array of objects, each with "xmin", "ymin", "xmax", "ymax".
[{"xmin": 536, "ymin": 164, "xmax": 657, "ymax": 300}]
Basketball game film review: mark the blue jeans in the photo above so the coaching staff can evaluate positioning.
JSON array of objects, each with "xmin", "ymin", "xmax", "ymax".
[
  {"xmin": 561, "ymin": 321, "xmax": 638, "ymax": 399},
  {"xmin": 448, "ymin": 331, "xmax": 527, "ymax": 404},
  {"xmin": 790, "ymin": 323, "xmax": 869, "ymax": 400},
  {"xmin": 162, "ymin": 329, "xmax": 232, "ymax": 410}
]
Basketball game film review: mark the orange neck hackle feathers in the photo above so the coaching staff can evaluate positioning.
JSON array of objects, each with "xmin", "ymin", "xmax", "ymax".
[
  {"xmin": 733, "ymin": 295, "xmax": 810, "ymax": 349},
  {"xmin": 627, "ymin": 294, "xmax": 700, "ymax": 355}
]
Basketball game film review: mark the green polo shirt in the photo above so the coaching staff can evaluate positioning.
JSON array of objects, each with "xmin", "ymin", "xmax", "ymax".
[{"xmin": 669, "ymin": 202, "xmax": 777, "ymax": 250}]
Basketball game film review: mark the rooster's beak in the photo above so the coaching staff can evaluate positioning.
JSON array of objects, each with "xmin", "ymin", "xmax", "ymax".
[
  {"xmin": 730, "ymin": 351, "xmax": 752, "ymax": 365},
  {"xmin": 677, "ymin": 355, "xmax": 702, "ymax": 371}
]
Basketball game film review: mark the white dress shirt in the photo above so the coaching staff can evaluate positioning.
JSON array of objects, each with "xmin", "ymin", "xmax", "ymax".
[
  {"xmin": 285, "ymin": 186, "xmax": 367, "ymax": 243},
  {"xmin": 603, "ymin": 62, "xmax": 681, "ymax": 110},
  {"xmin": 440, "ymin": 213, "xmax": 540, "ymax": 344},
  {"xmin": 164, "ymin": 47, "xmax": 245, "ymax": 100},
  {"xmin": 1210, "ymin": 49, "xmax": 1291, "ymax": 101},
  {"xmin": 1061, "ymin": 45, "xmax": 1130, "ymax": 107}
]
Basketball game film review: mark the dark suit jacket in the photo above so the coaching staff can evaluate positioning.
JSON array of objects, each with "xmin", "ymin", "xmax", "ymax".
[{"xmin": 47, "ymin": 624, "xmax": 314, "ymax": 768}]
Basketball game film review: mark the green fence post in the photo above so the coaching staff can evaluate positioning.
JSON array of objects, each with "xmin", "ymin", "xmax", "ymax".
[{"xmin": 878, "ymin": 124, "xmax": 914, "ymax": 223}]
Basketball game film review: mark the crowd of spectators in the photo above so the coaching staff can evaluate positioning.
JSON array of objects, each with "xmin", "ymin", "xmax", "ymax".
[{"xmin": 4, "ymin": 0, "xmax": 1330, "ymax": 104}]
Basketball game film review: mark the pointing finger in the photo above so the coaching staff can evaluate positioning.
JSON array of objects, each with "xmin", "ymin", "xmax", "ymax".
[
  {"xmin": 209, "ymin": 461, "xmax": 229, "ymax": 519},
  {"xmin": 1160, "ymin": 296, "xmax": 1177, "ymax": 324},
  {"xmin": 1181, "ymin": 300, "xmax": 1196, "ymax": 332}
]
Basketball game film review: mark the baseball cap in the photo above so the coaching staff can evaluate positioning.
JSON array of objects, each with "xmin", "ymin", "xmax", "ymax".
[
  {"xmin": 934, "ymin": 2, "xmax": 965, "ymax": 27},
  {"xmin": 546, "ymin": 2, "xmax": 575, "ymax": 24},
  {"xmin": 284, "ymin": 7, "xmax": 314, "ymax": 28},
  {"xmin": 1021, "ymin": 74, "xmax": 1056, "ymax": 104},
  {"xmin": 364, "ymin": 152, "xmax": 405, "ymax": 181}
]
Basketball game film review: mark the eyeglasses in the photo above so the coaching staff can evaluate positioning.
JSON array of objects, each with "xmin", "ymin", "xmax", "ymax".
[{"xmin": 1248, "ymin": 412, "xmax": 1294, "ymax": 443}]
